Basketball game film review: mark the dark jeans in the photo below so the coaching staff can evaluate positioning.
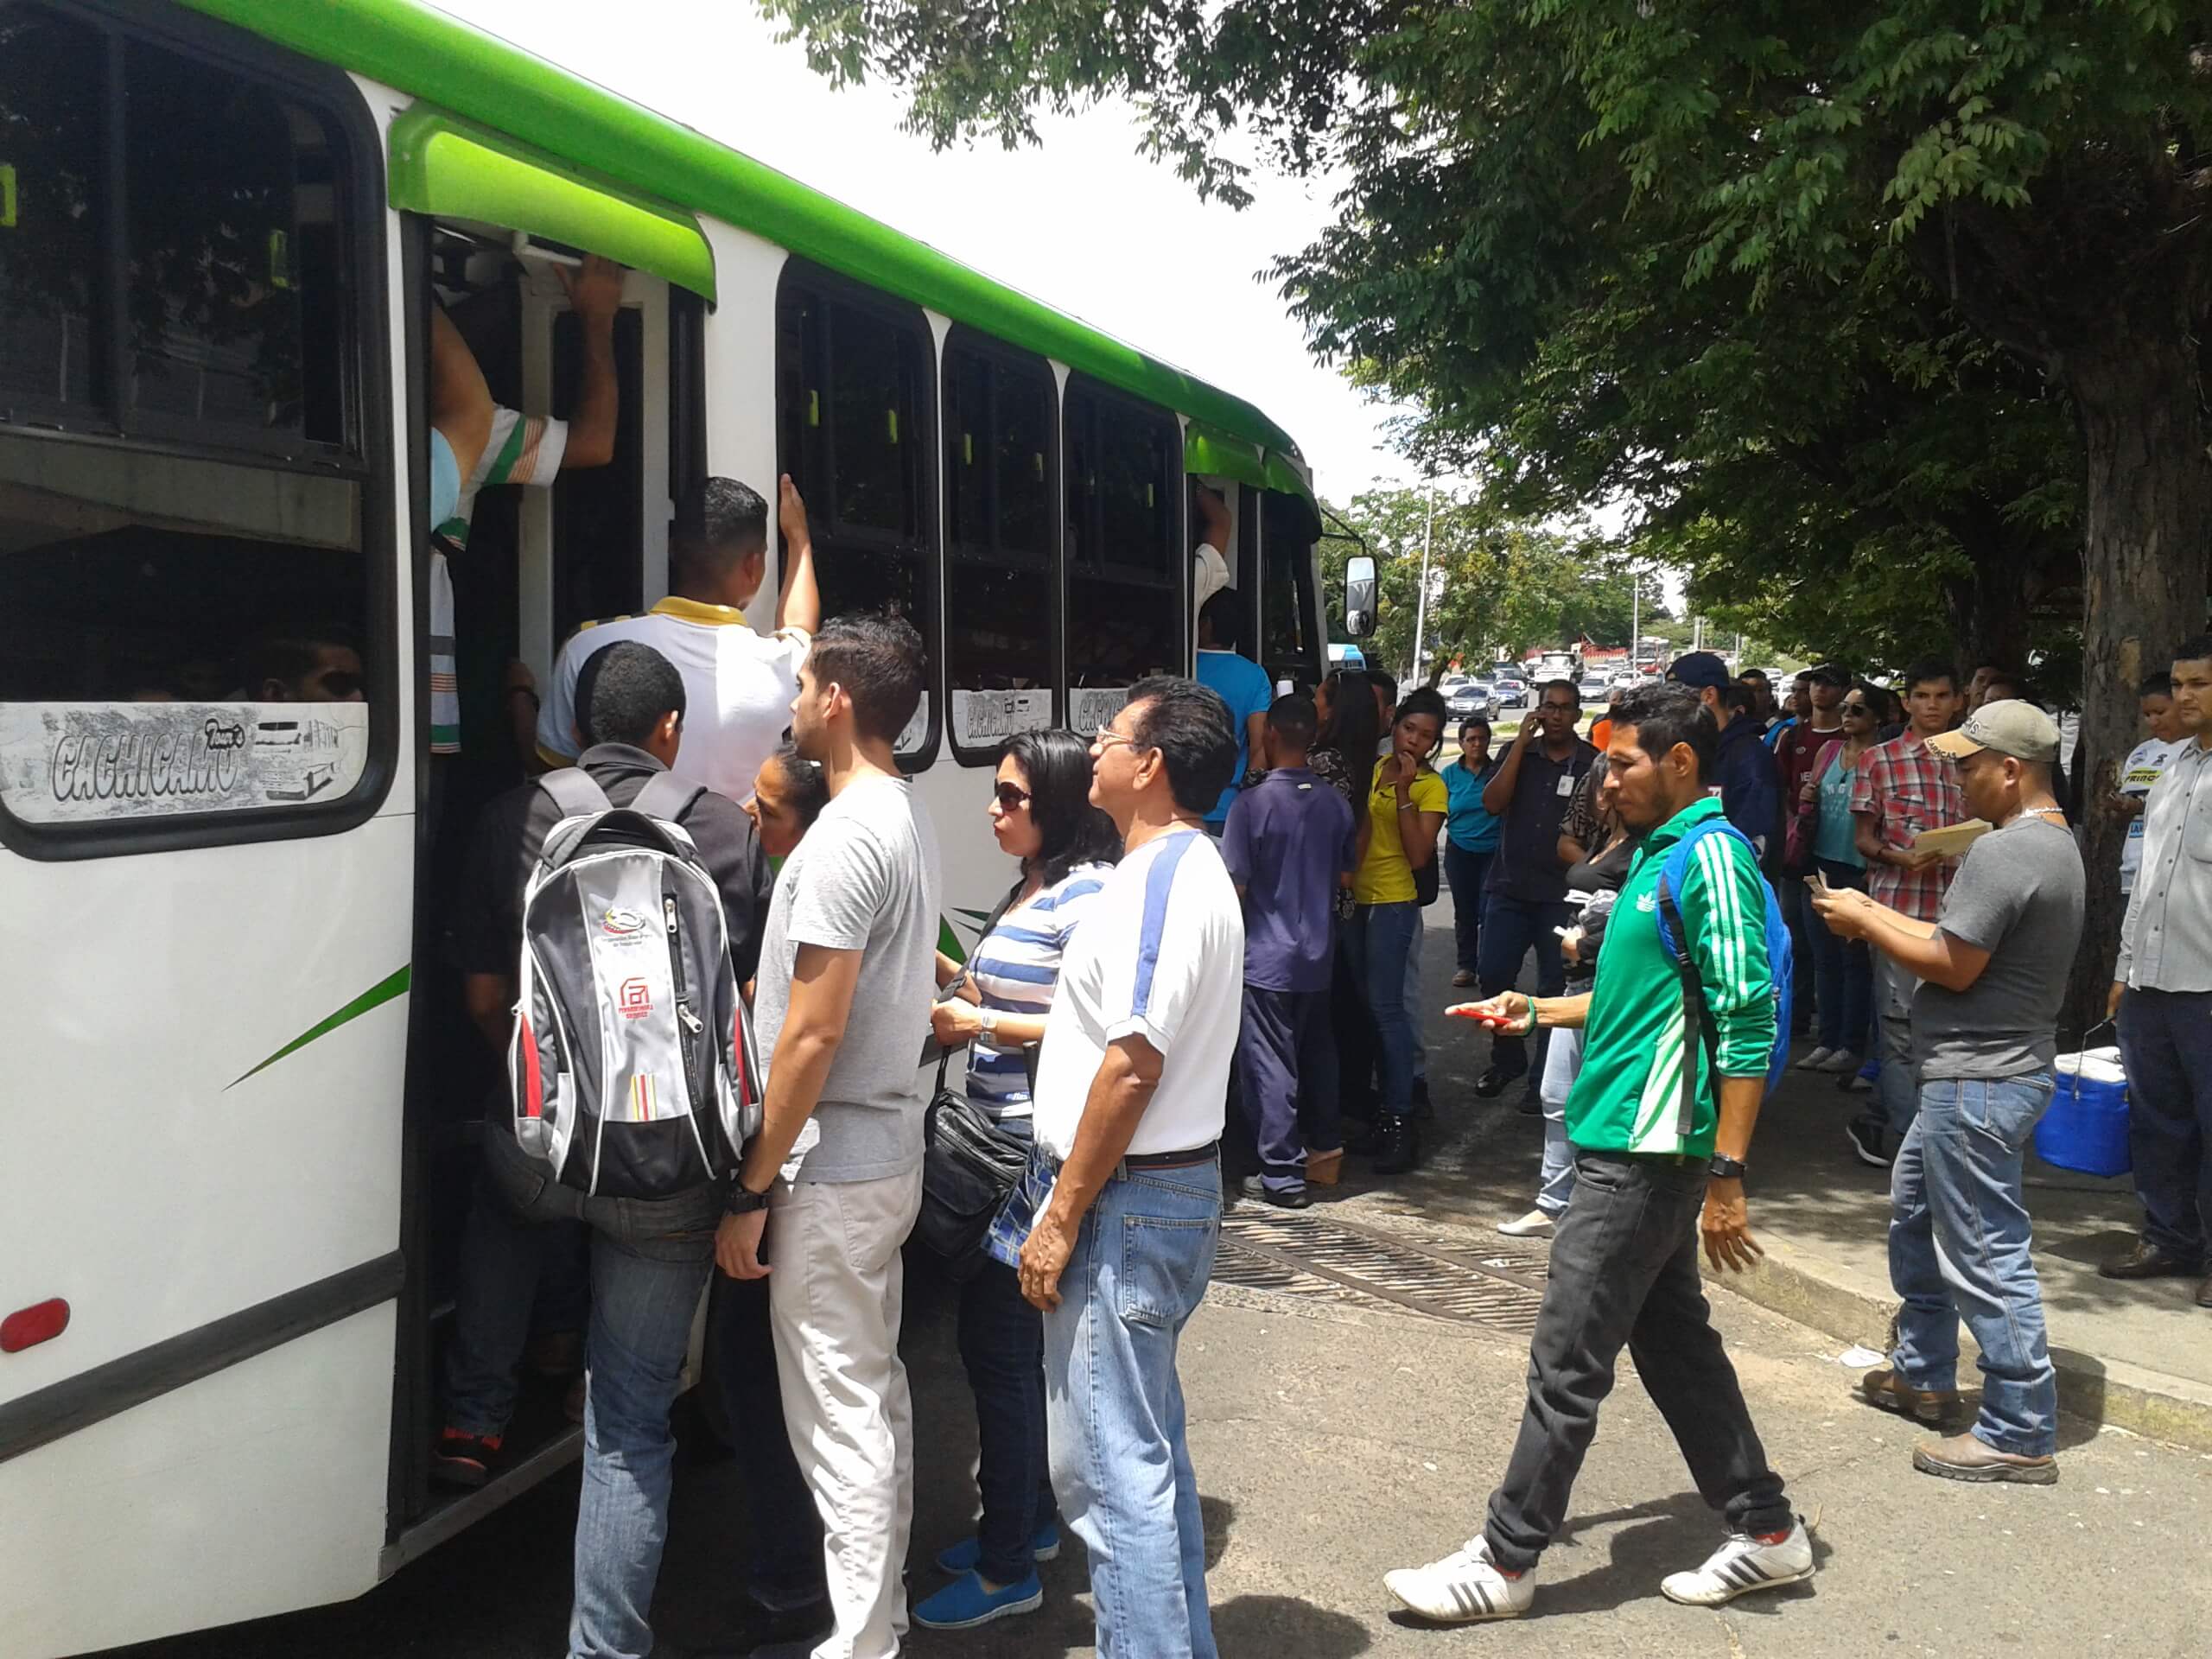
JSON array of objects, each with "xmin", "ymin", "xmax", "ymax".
[
  {"xmin": 1483, "ymin": 1150, "xmax": 1791, "ymax": 1571},
  {"xmin": 1332, "ymin": 936, "xmax": 1379, "ymax": 1121},
  {"xmin": 1236, "ymin": 984, "xmax": 1342, "ymax": 1192},
  {"xmin": 1346, "ymin": 902, "xmax": 1421, "ymax": 1119},
  {"xmin": 1444, "ymin": 842, "xmax": 1494, "ymax": 976},
  {"xmin": 2117, "ymin": 988, "xmax": 2212, "ymax": 1259},
  {"xmin": 1476, "ymin": 894, "xmax": 1573, "ymax": 1084},
  {"xmin": 707, "ymin": 1276, "xmax": 828, "ymax": 1614},
  {"xmin": 443, "ymin": 1143, "xmax": 591, "ymax": 1439},
  {"xmin": 1777, "ymin": 872, "xmax": 1818, "ymax": 1034},
  {"xmin": 959, "ymin": 1245, "xmax": 1058, "ymax": 1585},
  {"xmin": 1808, "ymin": 858, "xmax": 1873, "ymax": 1055}
]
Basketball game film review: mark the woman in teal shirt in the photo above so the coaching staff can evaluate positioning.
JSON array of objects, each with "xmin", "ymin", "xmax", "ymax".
[
  {"xmin": 1799, "ymin": 683, "xmax": 1880, "ymax": 1072},
  {"xmin": 1440, "ymin": 717, "xmax": 1503, "ymax": 987}
]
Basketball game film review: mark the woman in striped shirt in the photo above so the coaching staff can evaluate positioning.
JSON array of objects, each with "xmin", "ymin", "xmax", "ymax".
[{"xmin": 918, "ymin": 728, "xmax": 1120, "ymax": 1630}]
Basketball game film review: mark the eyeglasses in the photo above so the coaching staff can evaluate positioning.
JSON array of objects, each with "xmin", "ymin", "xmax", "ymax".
[
  {"xmin": 992, "ymin": 781, "xmax": 1033, "ymax": 811},
  {"xmin": 1093, "ymin": 728, "xmax": 1152, "ymax": 757},
  {"xmin": 1842, "ymin": 702, "xmax": 1873, "ymax": 716}
]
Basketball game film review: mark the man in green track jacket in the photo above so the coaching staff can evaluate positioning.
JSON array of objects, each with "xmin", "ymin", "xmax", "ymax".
[{"xmin": 1385, "ymin": 683, "xmax": 1814, "ymax": 1624}]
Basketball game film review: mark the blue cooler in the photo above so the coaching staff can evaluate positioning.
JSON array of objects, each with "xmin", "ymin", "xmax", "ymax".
[{"xmin": 2037, "ymin": 1046, "xmax": 2130, "ymax": 1179}]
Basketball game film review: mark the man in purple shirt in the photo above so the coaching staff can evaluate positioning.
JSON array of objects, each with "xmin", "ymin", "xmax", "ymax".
[{"xmin": 1224, "ymin": 695, "xmax": 1359, "ymax": 1207}]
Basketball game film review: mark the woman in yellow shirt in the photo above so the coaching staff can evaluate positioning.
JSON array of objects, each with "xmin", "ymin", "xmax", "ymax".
[{"xmin": 1347, "ymin": 686, "xmax": 1448, "ymax": 1173}]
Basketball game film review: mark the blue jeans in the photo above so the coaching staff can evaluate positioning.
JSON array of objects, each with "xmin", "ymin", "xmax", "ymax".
[
  {"xmin": 2116, "ymin": 988, "xmax": 2212, "ymax": 1259},
  {"xmin": 957, "ymin": 1117, "xmax": 1058, "ymax": 1586},
  {"xmin": 1889, "ymin": 1073, "xmax": 2059, "ymax": 1457},
  {"xmin": 1045, "ymin": 1158, "xmax": 1222, "ymax": 1659},
  {"xmin": 1347, "ymin": 901, "xmax": 1421, "ymax": 1119},
  {"xmin": 1777, "ymin": 869, "xmax": 1818, "ymax": 1035},
  {"xmin": 706, "ymin": 1274, "xmax": 826, "ymax": 1614},
  {"xmin": 1873, "ymin": 955, "xmax": 1922, "ymax": 1140},
  {"xmin": 1535, "ymin": 1023, "xmax": 1582, "ymax": 1217},
  {"xmin": 1809, "ymin": 858, "xmax": 1872, "ymax": 1056},
  {"xmin": 1443, "ymin": 842, "xmax": 1493, "ymax": 976},
  {"xmin": 1476, "ymin": 894, "xmax": 1573, "ymax": 1085}
]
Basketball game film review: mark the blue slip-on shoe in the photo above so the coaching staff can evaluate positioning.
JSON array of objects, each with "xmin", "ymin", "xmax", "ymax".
[
  {"xmin": 912, "ymin": 1569, "xmax": 1044, "ymax": 1630},
  {"xmin": 934, "ymin": 1520, "xmax": 1060, "ymax": 1574}
]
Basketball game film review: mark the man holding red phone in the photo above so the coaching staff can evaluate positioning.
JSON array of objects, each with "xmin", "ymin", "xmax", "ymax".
[{"xmin": 1394, "ymin": 683, "xmax": 1809, "ymax": 1624}]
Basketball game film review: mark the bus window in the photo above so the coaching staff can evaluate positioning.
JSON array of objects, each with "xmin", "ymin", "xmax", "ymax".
[
  {"xmin": 1064, "ymin": 379, "xmax": 1180, "ymax": 734},
  {"xmin": 776, "ymin": 267, "xmax": 938, "ymax": 762},
  {"xmin": 1261, "ymin": 489, "xmax": 1323, "ymax": 690},
  {"xmin": 943, "ymin": 331, "xmax": 1056, "ymax": 760},
  {"xmin": 0, "ymin": 10, "xmax": 378, "ymax": 842}
]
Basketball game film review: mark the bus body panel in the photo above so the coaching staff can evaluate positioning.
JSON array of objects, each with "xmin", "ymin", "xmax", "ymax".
[{"xmin": 1, "ymin": 1305, "xmax": 395, "ymax": 1657}]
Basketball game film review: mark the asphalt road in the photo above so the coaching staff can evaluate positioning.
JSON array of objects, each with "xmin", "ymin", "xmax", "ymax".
[{"xmin": 98, "ymin": 1211, "xmax": 2212, "ymax": 1659}]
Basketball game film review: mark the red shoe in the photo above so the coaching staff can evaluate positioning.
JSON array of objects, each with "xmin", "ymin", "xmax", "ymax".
[{"xmin": 431, "ymin": 1427, "xmax": 504, "ymax": 1489}]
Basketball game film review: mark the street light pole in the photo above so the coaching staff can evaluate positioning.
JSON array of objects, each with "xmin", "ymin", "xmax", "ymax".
[
  {"xmin": 1410, "ymin": 480, "xmax": 1435, "ymax": 684},
  {"xmin": 1630, "ymin": 564, "xmax": 1640, "ymax": 672}
]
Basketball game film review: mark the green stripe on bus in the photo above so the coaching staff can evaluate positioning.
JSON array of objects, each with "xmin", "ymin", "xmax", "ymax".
[
  {"xmin": 228, "ymin": 964, "xmax": 412, "ymax": 1089},
  {"xmin": 176, "ymin": 0, "xmax": 1300, "ymax": 457}
]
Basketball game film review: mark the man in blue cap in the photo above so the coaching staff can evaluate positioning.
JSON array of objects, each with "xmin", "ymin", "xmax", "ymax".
[{"xmin": 1668, "ymin": 652, "xmax": 1780, "ymax": 855}]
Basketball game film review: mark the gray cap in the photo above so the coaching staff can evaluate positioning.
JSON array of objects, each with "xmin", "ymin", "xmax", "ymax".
[{"xmin": 1925, "ymin": 699, "xmax": 2060, "ymax": 765}]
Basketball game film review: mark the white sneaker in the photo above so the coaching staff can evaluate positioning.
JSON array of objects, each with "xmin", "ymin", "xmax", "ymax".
[
  {"xmin": 1795, "ymin": 1046, "xmax": 1836, "ymax": 1071},
  {"xmin": 1384, "ymin": 1535, "xmax": 1535, "ymax": 1622},
  {"xmin": 1819, "ymin": 1049, "xmax": 1863, "ymax": 1074},
  {"xmin": 1497, "ymin": 1209, "xmax": 1556, "ymax": 1238},
  {"xmin": 1660, "ymin": 1520, "xmax": 1815, "ymax": 1606}
]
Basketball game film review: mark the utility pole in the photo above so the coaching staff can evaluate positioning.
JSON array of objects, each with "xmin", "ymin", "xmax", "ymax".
[
  {"xmin": 1410, "ymin": 480, "xmax": 1436, "ymax": 684},
  {"xmin": 1630, "ymin": 565, "xmax": 1640, "ymax": 671}
]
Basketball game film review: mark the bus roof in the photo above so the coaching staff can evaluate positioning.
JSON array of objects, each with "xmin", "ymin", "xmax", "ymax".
[{"xmin": 181, "ymin": 0, "xmax": 1305, "ymax": 462}]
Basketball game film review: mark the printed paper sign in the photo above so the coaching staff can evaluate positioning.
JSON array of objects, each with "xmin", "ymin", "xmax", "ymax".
[
  {"xmin": 0, "ymin": 701, "xmax": 371, "ymax": 824},
  {"xmin": 951, "ymin": 689, "xmax": 1052, "ymax": 747},
  {"xmin": 894, "ymin": 692, "xmax": 931, "ymax": 755},
  {"xmin": 1070, "ymin": 686, "xmax": 1130, "ymax": 735}
]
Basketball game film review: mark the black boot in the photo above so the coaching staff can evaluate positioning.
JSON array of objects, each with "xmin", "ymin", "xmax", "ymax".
[{"xmin": 1373, "ymin": 1115, "xmax": 1421, "ymax": 1175}]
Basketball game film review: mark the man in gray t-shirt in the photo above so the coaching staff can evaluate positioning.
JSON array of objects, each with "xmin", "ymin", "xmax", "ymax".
[
  {"xmin": 752, "ymin": 771, "xmax": 942, "ymax": 1180},
  {"xmin": 715, "ymin": 615, "xmax": 943, "ymax": 1656},
  {"xmin": 1810, "ymin": 700, "xmax": 2082, "ymax": 1485}
]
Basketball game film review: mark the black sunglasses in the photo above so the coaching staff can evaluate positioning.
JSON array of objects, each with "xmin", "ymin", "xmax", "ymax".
[
  {"xmin": 1841, "ymin": 702, "xmax": 1874, "ymax": 716},
  {"xmin": 993, "ymin": 781, "xmax": 1033, "ymax": 811}
]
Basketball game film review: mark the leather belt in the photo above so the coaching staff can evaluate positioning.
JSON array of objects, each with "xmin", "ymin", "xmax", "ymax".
[{"xmin": 1119, "ymin": 1141, "xmax": 1220, "ymax": 1172}]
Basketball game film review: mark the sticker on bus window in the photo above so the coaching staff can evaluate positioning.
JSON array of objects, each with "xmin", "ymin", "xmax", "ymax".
[
  {"xmin": 894, "ymin": 692, "xmax": 931, "ymax": 755},
  {"xmin": 951, "ymin": 689, "xmax": 1052, "ymax": 748},
  {"xmin": 0, "ymin": 702, "xmax": 371, "ymax": 825},
  {"xmin": 1070, "ymin": 687, "xmax": 1131, "ymax": 735}
]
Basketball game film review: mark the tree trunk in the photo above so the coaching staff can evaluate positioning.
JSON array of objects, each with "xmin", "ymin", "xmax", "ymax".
[
  {"xmin": 1944, "ymin": 551, "xmax": 2038, "ymax": 674},
  {"xmin": 2062, "ymin": 327, "xmax": 2212, "ymax": 1039}
]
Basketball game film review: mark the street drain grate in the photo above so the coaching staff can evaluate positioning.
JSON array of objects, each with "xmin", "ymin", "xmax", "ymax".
[{"xmin": 1214, "ymin": 1208, "xmax": 1551, "ymax": 1333}]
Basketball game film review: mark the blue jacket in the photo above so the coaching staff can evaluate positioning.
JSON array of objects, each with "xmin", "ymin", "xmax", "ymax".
[{"xmin": 1714, "ymin": 715, "xmax": 1781, "ymax": 855}]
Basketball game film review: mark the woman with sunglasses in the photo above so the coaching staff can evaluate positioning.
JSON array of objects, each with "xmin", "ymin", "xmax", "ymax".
[
  {"xmin": 918, "ymin": 728, "xmax": 1121, "ymax": 1630},
  {"xmin": 1796, "ymin": 682, "xmax": 1884, "ymax": 1075}
]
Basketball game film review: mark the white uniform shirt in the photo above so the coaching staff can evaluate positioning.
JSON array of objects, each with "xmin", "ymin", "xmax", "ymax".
[
  {"xmin": 537, "ymin": 597, "xmax": 810, "ymax": 804},
  {"xmin": 2120, "ymin": 736, "xmax": 2178, "ymax": 893},
  {"xmin": 1032, "ymin": 828, "xmax": 1245, "ymax": 1161}
]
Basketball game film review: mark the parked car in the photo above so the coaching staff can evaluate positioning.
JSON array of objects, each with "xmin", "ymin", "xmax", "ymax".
[
  {"xmin": 1491, "ymin": 677, "xmax": 1529, "ymax": 709},
  {"xmin": 1577, "ymin": 676, "xmax": 1613, "ymax": 703}
]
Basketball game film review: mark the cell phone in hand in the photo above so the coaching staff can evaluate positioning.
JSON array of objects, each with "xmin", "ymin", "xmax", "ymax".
[{"xmin": 1804, "ymin": 871, "xmax": 1831, "ymax": 895}]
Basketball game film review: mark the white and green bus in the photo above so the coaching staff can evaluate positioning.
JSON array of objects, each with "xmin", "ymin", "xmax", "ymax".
[{"xmin": 0, "ymin": 2, "xmax": 1330, "ymax": 1652}]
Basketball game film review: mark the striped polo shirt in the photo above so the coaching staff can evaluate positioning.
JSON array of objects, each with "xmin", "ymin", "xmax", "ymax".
[{"xmin": 963, "ymin": 861, "xmax": 1110, "ymax": 1118}]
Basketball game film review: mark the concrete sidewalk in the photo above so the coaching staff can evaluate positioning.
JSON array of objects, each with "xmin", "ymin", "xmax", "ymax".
[{"xmin": 1329, "ymin": 903, "xmax": 2212, "ymax": 1452}]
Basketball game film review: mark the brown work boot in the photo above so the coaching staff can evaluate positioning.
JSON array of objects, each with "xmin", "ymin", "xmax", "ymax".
[
  {"xmin": 2098, "ymin": 1240, "xmax": 2202, "ymax": 1281},
  {"xmin": 1855, "ymin": 1367, "xmax": 1960, "ymax": 1426},
  {"xmin": 1912, "ymin": 1432, "xmax": 2058, "ymax": 1485}
]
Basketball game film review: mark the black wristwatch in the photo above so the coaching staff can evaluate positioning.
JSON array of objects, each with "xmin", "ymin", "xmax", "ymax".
[
  {"xmin": 725, "ymin": 1180, "xmax": 772, "ymax": 1216},
  {"xmin": 1708, "ymin": 1154, "xmax": 1748, "ymax": 1180}
]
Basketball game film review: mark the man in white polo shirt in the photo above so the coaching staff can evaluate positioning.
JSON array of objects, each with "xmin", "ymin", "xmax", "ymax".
[
  {"xmin": 537, "ymin": 475, "xmax": 822, "ymax": 803},
  {"xmin": 1019, "ymin": 676, "xmax": 1244, "ymax": 1659}
]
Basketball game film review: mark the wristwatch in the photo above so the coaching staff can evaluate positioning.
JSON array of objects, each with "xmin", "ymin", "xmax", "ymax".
[
  {"xmin": 1708, "ymin": 1154, "xmax": 1748, "ymax": 1180},
  {"xmin": 977, "ymin": 1007, "xmax": 1001, "ymax": 1040},
  {"xmin": 726, "ymin": 1180, "xmax": 771, "ymax": 1216}
]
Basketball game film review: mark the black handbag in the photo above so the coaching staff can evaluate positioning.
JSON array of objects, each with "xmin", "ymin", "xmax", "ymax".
[{"xmin": 916, "ymin": 882, "xmax": 1034, "ymax": 1279}]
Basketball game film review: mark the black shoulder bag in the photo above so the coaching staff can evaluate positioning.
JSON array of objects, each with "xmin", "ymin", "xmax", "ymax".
[{"xmin": 917, "ymin": 882, "xmax": 1037, "ymax": 1280}]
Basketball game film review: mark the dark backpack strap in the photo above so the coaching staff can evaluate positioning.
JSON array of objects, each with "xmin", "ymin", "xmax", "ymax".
[
  {"xmin": 536, "ymin": 769, "xmax": 614, "ymax": 869},
  {"xmin": 631, "ymin": 770, "xmax": 708, "ymax": 824},
  {"xmin": 1655, "ymin": 832, "xmax": 1729, "ymax": 1141}
]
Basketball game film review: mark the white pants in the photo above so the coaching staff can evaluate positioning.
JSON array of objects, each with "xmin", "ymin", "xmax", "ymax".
[{"xmin": 768, "ymin": 1167, "xmax": 925, "ymax": 1659}]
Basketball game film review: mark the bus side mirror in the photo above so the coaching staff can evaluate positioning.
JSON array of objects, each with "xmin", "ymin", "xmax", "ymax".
[{"xmin": 1344, "ymin": 556, "xmax": 1377, "ymax": 639}]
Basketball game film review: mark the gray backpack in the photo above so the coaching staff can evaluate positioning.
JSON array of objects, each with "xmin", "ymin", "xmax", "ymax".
[{"xmin": 510, "ymin": 770, "xmax": 761, "ymax": 1198}]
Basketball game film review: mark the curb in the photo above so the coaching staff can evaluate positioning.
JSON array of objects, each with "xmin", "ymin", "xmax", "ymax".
[{"xmin": 1701, "ymin": 1236, "xmax": 2212, "ymax": 1453}]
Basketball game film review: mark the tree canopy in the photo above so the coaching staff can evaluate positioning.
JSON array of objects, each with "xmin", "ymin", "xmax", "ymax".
[{"xmin": 771, "ymin": 0, "xmax": 2212, "ymax": 1025}]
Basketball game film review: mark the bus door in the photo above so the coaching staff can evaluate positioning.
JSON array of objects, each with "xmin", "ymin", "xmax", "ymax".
[
  {"xmin": 385, "ymin": 116, "xmax": 714, "ymax": 1547},
  {"xmin": 0, "ymin": 8, "xmax": 409, "ymax": 1654}
]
